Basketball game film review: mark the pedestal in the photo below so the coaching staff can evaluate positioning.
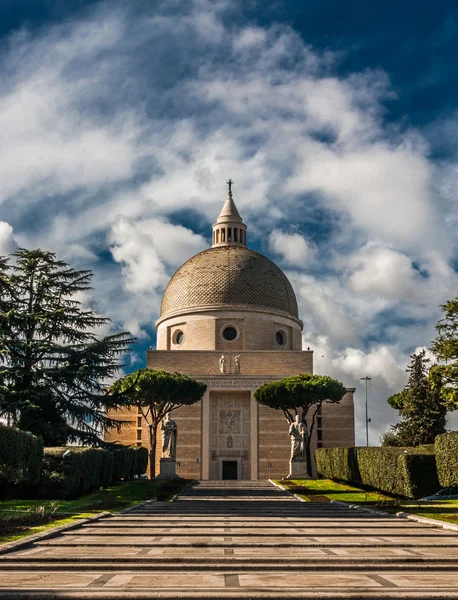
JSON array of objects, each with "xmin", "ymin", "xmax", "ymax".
[
  {"xmin": 156, "ymin": 458, "xmax": 178, "ymax": 479},
  {"xmin": 286, "ymin": 458, "xmax": 310, "ymax": 479}
]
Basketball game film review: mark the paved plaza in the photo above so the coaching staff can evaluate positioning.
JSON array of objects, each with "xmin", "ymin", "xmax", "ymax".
[{"xmin": 0, "ymin": 480, "xmax": 457, "ymax": 598}]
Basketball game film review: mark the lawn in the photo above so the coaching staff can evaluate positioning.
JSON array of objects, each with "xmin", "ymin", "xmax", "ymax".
[
  {"xmin": 0, "ymin": 479, "xmax": 189, "ymax": 545},
  {"xmin": 279, "ymin": 479, "xmax": 458, "ymax": 525}
]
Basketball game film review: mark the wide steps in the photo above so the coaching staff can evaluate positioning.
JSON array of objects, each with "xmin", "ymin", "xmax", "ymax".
[{"xmin": 0, "ymin": 480, "xmax": 457, "ymax": 599}]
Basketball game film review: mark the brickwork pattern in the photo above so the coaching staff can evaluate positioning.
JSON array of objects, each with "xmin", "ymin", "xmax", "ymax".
[
  {"xmin": 147, "ymin": 349, "xmax": 313, "ymax": 376},
  {"xmin": 157, "ymin": 310, "xmax": 303, "ymax": 352},
  {"xmin": 160, "ymin": 245, "xmax": 299, "ymax": 318}
]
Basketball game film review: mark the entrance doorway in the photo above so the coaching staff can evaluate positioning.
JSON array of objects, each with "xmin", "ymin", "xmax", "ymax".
[{"xmin": 222, "ymin": 460, "xmax": 238, "ymax": 480}]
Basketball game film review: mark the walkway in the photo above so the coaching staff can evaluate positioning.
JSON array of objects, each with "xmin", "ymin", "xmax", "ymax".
[{"xmin": 1, "ymin": 480, "xmax": 458, "ymax": 598}]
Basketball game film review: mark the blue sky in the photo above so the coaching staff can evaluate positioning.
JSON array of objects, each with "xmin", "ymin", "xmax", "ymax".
[{"xmin": 1, "ymin": 0, "xmax": 457, "ymax": 443}]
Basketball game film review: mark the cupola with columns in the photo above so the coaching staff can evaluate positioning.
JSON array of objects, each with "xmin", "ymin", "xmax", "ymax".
[{"xmin": 212, "ymin": 179, "xmax": 247, "ymax": 247}]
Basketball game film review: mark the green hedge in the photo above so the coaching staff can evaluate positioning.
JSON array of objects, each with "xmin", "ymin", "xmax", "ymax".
[
  {"xmin": 435, "ymin": 432, "xmax": 458, "ymax": 487},
  {"xmin": 39, "ymin": 445, "xmax": 148, "ymax": 499},
  {"xmin": 0, "ymin": 425, "xmax": 43, "ymax": 490},
  {"xmin": 39, "ymin": 447, "xmax": 114, "ymax": 499},
  {"xmin": 112, "ymin": 446, "xmax": 148, "ymax": 481},
  {"xmin": 315, "ymin": 446, "xmax": 439, "ymax": 499}
]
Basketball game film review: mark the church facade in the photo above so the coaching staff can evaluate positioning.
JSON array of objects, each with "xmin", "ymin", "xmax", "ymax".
[{"xmin": 105, "ymin": 185, "xmax": 355, "ymax": 479}]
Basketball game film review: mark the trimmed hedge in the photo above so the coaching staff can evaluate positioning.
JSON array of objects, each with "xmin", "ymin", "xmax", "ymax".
[
  {"xmin": 39, "ymin": 445, "xmax": 149, "ymax": 499},
  {"xmin": 39, "ymin": 447, "xmax": 114, "ymax": 499},
  {"xmin": 0, "ymin": 425, "xmax": 43, "ymax": 489},
  {"xmin": 315, "ymin": 446, "xmax": 439, "ymax": 499},
  {"xmin": 112, "ymin": 446, "xmax": 148, "ymax": 482},
  {"xmin": 435, "ymin": 432, "xmax": 458, "ymax": 487}
]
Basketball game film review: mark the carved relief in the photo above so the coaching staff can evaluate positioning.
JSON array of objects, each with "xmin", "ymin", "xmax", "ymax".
[
  {"xmin": 226, "ymin": 435, "xmax": 234, "ymax": 448},
  {"xmin": 219, "ymin": 410, "xmax": 241, "ymax": 434},
  {"xmin": 205, "ymin": 379, "xmax": 274, "ymax": 389}
]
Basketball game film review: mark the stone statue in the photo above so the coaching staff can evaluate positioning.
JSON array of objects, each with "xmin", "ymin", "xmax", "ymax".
[
  {"xmin": 234, "ymin": 354, "xmax": 241, "ymax": 374},
  {"xmin": 219, "ymin": 354, "xmax": 227, "ymax": 373},
  {"xmin": 161, "ymin": 414, "xmax": 177, "ymax": 459},
  {"xmin": 289, "ymin": 415, "xmax": 306, "ymax": 460}
]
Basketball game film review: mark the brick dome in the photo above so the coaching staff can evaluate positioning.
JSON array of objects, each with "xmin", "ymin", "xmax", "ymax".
[{"xmin": 160, "ymin": 245, "xmax": 299, "ymax": 319}]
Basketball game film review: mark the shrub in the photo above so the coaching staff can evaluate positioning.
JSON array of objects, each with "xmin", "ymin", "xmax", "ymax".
[
  {"xmin": 133, "ymin": 446, "xmax": 148, "ymax": 478},
  {"xmin": 435, "ymin": 432, "xmax": 458, "ymax": 487},
  {"xmin": 38, "ymin": 444, "xmax": 148, "ymax": 499},
  {"xmin": 112, "ymin": 446, "xmax": 148, "ymax": 481},
  {"xmin": 0, "ymin": 425, "xmax": 44, "ymax": 491},
  {"xmin": 39, "ymin": 447, "xmax": 114, "ymax": 499},
  {"xmin": 315, "ymin": 446, "xmax": 439, "ymax": 499}
]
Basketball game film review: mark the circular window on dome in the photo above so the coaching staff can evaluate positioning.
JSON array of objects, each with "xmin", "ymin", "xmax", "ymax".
[
  {"xmin": 276, "ymin": 330, "xmax": 287, "ymax": 347},
  {"xmin": 222, "ymin": 326, "xmax": 238, "ymax": 341},
  {"xmin": 173, "ymin": 330, "xmax": 185, "ymax": 346}
]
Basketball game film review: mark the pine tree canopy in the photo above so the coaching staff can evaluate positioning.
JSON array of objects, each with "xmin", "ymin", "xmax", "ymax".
[
  {"xmin": 254, "ymin": 373, "xmax": 347, "ymax": 476},
  {"xmin": 110, "ymin": 368, "xmax": 206, "ymax": 477},
  {"xmin": 0, "ymin": 248, "xmax": 135, "ymax": 445}
]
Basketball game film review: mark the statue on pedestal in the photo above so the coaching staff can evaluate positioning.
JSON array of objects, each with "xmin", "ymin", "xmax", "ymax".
[
  {"xmin": 161, "ymin": 414, "xmax": 177, "ymax": 459},
  {"xmin": 289, "ymin": 415, "xmax": 306, "ymax": 460},
  {"xmin": 219, "ymin": 354, "xmax": 227, "ymax": 373}
]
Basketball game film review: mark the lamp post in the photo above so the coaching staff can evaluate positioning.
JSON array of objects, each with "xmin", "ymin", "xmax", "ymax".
[{"xmin": 359, "ymin": 376, "xmax": 371, "ymax": 447}]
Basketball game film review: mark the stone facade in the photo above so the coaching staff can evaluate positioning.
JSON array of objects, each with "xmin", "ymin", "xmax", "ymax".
[{"xmin": 105, "ymin": 186, "xmax": 356, "ymax": 479}]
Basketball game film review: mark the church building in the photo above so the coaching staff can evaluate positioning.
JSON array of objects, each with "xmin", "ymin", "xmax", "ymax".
[{"xmin": 105, "ymin": 183, "xmax": 355, "ymax": 480}]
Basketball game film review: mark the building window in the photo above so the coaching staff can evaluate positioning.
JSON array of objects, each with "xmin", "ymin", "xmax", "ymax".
[
  {"xmin": 276, "ymin": 329, "xmax": 287, "ymax": 347},
  {"xmin": 234, "ymin": 228, "xmax": 238, "ymax": 242},
  {"xmin": 317, "ymin": 429, "xmax": 323, "ymax": 442},
  {"xmin": 228, "ymin": 227, "xmax": 232, "ymax": 241},
  {"xmin": 137, "ymin": 429, "xmax": 142, "ymax": 441},
  {"xmin": 137, "ymin": 417, "xmax": 142, "ymax": 428},
  {"xmin": 222, "ymin": 325, "xmax": 238, "ymax": 341},
  {"xmin": 216, "ymin": 229, "xmax": 220, "ymax": 243},
  {"xmin": 173, "ymin": 329, "xmax": 185, "ymax": 346},
  {"xmin": 221, "ymin": 229, "xmax": 226, "ymax": 242},
  {"xmin": 137, "ymin": 406, "xmax": 142, "ymax": 415}
]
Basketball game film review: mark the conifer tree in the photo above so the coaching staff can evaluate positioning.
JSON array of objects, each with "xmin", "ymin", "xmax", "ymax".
[
  {"xmin": 0, "ymin": 248, "xmax": 134, "ymax": 445},
  {"xmin": 431, "ymin": 295, "xmax": 458, "ymax": 408},
  {"xmin": 382, "ymin": 350, "xmax": 447, "ymax": 446}
]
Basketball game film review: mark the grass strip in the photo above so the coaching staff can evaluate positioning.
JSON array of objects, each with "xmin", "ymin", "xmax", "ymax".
[
  {"xmin": 0, "ymin": 479, "xmax": 189, "ymax": 545},
  {"xmin": 278, "ymin": 479, "xmax": 458, "ymax": 524}
]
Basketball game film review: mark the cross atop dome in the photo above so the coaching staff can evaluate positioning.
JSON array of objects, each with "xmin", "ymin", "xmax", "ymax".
[{"xmin": 212, "ymin": 180, "xmax": 247, "ymax": 247}]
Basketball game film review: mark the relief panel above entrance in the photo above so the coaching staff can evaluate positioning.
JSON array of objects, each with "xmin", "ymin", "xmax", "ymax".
[{"xmin": 209, "ymin": 391, "xmax": 251, "ymax": 480}]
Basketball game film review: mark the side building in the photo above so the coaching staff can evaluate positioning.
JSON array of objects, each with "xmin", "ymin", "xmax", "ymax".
[{"xmin": 105, "ymin": 185, "xmax": 355, "ymax": 479}]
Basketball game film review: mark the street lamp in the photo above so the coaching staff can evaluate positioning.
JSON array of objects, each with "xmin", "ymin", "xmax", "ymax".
[{"xmin": 359, "ymin": 376, "xmax": 372, "ymax": 447}]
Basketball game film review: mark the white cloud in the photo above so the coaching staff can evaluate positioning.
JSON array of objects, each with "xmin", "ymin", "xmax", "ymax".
[
  {"xmin": 107, "ymin": 217, "xmax": 207, "ymax": 333},
  {"xmin": 307, "ymin": 333, "xmax": 407, "ymax": 445},
  {"xmin": 0, "ymin": 12, "xmax": 141, "ymax": 206},
  {"xmin": 346, "ymin": 243, "xmax": 420, "ymax": 300},
  {"xmin": 269, "ymin": 230, "xmax": 315, "ymax": 267},
  {"xmin": 0, "ymin": 222, "xmax": 17, "ymax": 256}
]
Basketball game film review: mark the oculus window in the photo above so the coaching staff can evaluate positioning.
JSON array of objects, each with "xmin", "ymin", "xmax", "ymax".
[
  {"xmin": 276, "ymin": 330, "xmax": 287, "ymax": 346},
  {"xmin": 222, "ymin": 326, "xmax": 238, "ymax": 341},
  {"xmin": 173, "ymin": 330, "xmax": 185, "ymax": 345}
]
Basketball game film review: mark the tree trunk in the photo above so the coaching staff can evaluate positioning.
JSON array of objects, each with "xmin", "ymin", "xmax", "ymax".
[
  {"xmin": 305, "ymin": 405, "xmax": 319, "ymax": 477},
  {"xmin": 148, "ymin": 423, "xmax": 157, "ymax": 479}
]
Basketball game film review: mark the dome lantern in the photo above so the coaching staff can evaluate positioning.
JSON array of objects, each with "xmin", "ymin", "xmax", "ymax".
[{"xmin": 212, "ymin": 180, "xmax": 247, "ymax": 247}]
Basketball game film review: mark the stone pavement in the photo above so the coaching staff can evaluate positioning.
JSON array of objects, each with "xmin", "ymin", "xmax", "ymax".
[{"xmin": 0, "ymin": 480, "xmax": 458, "ymax": 598}]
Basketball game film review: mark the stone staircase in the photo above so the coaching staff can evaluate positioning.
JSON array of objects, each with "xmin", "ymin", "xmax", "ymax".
[{"xmin": 0, "ymin": 480, "xmax": 458, "ymax": 598}]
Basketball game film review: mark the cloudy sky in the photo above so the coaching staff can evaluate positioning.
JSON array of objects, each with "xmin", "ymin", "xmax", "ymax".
[{"xmin": 1, "ymin": 0, "xmax": 457, "ymax": 443}]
